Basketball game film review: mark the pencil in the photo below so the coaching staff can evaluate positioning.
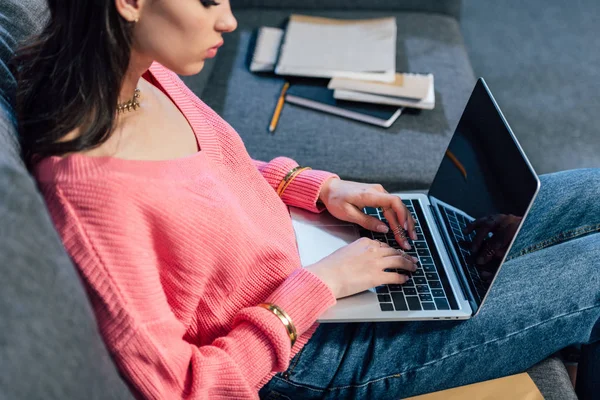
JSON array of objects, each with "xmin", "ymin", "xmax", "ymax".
[
  {"xmin": 269, "ymin": 81, "xmax": 290, "ymax": 133},
  {"xmin": 445, "ymin": 149, "xmax": 467, "ymax": 179}
]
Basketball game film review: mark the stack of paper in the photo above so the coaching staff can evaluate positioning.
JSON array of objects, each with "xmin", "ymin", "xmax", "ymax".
[
  {"xmin": 328, "ymin": 73, "xmax": 435, "ymax": 110},
  {"xmin": 275, "ymin": 15, "xmax": 397, "ymax": 82},
  {"xmin": 249, "ymin": 27, "xmax": 284, "ymax": 72}
]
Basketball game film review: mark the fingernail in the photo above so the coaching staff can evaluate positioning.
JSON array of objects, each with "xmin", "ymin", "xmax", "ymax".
[
  {"xmin": 377, "ymin": 224, "xmax": 389, "ymax": 233},
  {"xmin": 404, "ymin": 221, "xmax": 408, "ymax": 230},
  {"xmin": 412, "ymin": 256, "xmax": 419, "ymax": 263},
  {"xmin": 404, "ymin": 240, "xmax": 411, "ymax": 249}
]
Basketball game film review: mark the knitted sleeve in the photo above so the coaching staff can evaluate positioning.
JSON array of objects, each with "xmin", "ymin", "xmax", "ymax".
[{"xmin": 253, "ymin": 158, "xmax": 338, "ymax": 213}]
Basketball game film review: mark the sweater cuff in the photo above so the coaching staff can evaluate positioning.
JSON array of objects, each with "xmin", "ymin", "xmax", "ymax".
[
  {"xmin": 233, "ymin": 268, "xmax": 335, "ymax": 372},
  {"xmin": 255, "ymin": 156, "xmax": 338, "ymax": 213},
  {"xmin": 266, "ymin": 268, "xmax": 336, "ymax": 336},
  {"xmin": 281, "ymin": 169, "xmax": 339, "ymax": 213}
]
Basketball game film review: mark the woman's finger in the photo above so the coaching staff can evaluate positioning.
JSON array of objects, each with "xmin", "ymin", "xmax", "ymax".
[
  {"xmin": 352, "ymin": 206, "xmax": 390, "ymax": 233},
  {"xmin": 382, "ymin": 254, "xmax": 418, "ymax": 272},
  {"xmin": 363, "ymin": 192, "xmax": 414, "ymax": 249}
]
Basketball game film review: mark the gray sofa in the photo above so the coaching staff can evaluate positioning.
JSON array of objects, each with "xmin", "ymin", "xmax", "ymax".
[{"xmin": 0, "ymin": 0, "xmax": 582, "ymax": 399}]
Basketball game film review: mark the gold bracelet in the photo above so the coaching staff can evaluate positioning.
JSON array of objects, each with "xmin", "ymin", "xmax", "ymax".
[
  {"xmin": 277, "ymin": 167, "xmax": 312, "ymax": 197},
  {"xmin": 257, "ymin": 303, "xmax": 297, "ymax": 347},
  {"xmin": 276, "ymin": 166, "xmax": 304, "ymax": 195}
]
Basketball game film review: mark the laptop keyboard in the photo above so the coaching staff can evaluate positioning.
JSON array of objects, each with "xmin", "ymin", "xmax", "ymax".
[
  {"xmin": 362, "ymin": 199, "xmax": 457, "ymax": 312},
  {"xmin": 438, "ymin": 204, "xmax": 489, "ymax": 302}
]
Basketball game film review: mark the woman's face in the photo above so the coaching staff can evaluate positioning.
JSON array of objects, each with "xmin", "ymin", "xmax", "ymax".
[{"xmin": 122, "ymin": 0, "xmax": 238, "ymax": 75}]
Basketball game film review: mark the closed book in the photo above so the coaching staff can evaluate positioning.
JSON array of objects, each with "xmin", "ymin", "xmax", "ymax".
[
  {"xmin": 275, "ymin": 15, "xmax": 397, "ymax": 82},
  {"xmin": 333, "ymin": 75, "xmax": 436, "ymax": 110},
  {"xmin": 328, "ymin": 73, "xmax": 432, "ymax": 100},
  {"xmin": 249, "ymin": 27, "xmax": 284, "ymax": 73},
  {"xmin": 285, "ymin": 81, "xmax": 403, "ymax": 128}
]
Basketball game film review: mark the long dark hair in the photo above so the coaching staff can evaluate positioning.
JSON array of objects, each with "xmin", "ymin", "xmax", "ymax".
[{"xmin": 12, "ymin": 0, "xmax": 134, "ymax": 167}]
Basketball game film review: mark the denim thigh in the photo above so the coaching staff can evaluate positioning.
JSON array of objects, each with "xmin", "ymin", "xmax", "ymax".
[{"xmin": 260, "ymin": 232, "xmax": 600, "ymax": 399}]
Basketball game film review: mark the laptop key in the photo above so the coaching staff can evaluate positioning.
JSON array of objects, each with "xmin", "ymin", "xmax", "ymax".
[
  {"xmin": 420, "ymin": 256, "xmax": 433, "ymax": 264},
  {"xmin": 422, "ymin": 302, "xmax": 436, "ymax": 310},
  {"xmin": 425, "ymin": 273, "xmax": 439, "ymax": 281},
  {"xmin": 434, "ymin": 298, "xmax": 450, "ymax": 310},
  {"xmin": 413, "ymin": 277, "xmax": 427, "ymax": 285},
  {"xmin": 414, "ymin": 241, "xmax": 427, "ymax": 249},
  {"xmin": 419, "ymin": 294, "xmax": 433, "ymax": 302},
  {"xmin": 364, "ymin": 207, "xmax": 379, "ymax": 216},
  {"xmin": 404, "ymin": 287, "xmax": 417, "ymax": 296},
  {"xmin": 402, "ymin": 199, "xmax": 411, "ymax": 206},
  {"xmin": 423, "ymin": 264, "xmax": 436, "ymax": 272},
  {"xmin": 377, "ymin": 294, "xmax": 391, "ymax": 303},
  {"xmin": 403, "ymin": 279, "xmax": 415, "ymax": 287},
  {"xmin": 417, "ymin": 249, "xmax": 430, "ymax": 257},
  {"xmin": 413, "ymin": 269, "xmax": 424, "ymax": 277},
  {"xmin": 429, "ymin": 280, "xmax": 442, "ymax": 289},
  {"xmin": 416, "ymin": 234, "xmax": 424, "ymax": 241},
  {"xmin": 431, "ymin": 289, "xmax": 445, "ymax": 297},
  {"xmin": 415, "ymin": 227, "xmax": 422, "ymax": 234},
  {"xmin": 388, "ymin": 284, "xmax": 403, "ymax": 291},
  {"xmin": 391, "ymin": 292, "xmax": 408, "ymax": 311},
  {"xmin": 379, "ymin": 303, "xmax": 394, "ymax": 312},
  {"xmin": 375, "ymin": 286, "xmax": 389, "ymax": 293},
  {"xmin": 416, "ymin": 285, "xmax": 429, "ymax": 293},
  {"xmin": 405, "ymin": 296, "xmax": 422, "ymax": 310}
]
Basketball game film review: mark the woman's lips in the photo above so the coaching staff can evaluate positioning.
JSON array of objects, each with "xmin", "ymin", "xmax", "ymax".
[{"xmin": 206, "ymin": 41, "xmax": 223, "ymax": 58}]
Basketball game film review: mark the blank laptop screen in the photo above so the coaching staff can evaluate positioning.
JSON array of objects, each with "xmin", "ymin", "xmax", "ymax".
[{"xmin": 427, "ymin": 78, "xmax": 539, "ymax": 311}]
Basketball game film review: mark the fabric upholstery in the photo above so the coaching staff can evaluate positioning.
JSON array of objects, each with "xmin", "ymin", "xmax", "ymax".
[
  {"xmin": 528, "ymin": 357, "xmax": 577, "ymax": 400},
  {"xmin": 0, "ymin": 0, "xmax": 133, "ymax": 398},
  {"xmin": 198, "ymin": 10, "xmax": 476, "ymax": 191},
  {"xmin": 231, "ymin": 0, "xmax": 463, "ymax": 20},
  {"xmin": 461, "ymin": 0, "xmax": 600, "ymax": 175}
]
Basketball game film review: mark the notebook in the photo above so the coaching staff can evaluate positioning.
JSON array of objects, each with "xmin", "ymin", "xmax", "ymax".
[
  {"xmin": 285, "ymin": 80, "xmax": 403, "ymax": 128},
  {"xmin": 328, "ymin": 73, "xmax": 431, "ymax": 100},
  {"xmin": 275, "ymin": 15, "xmax": 397, "ymax": 82},
  {"xmin": 333, "ymin": 74, "xmax": 436, "ymax": 110},
  {"xmin": 249, "ymin": 27, "xmax": 284, "ymax": 73}
]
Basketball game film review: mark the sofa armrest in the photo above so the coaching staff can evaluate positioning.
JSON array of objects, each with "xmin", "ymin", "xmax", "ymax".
[{"xmin": 230, "ymin": 0, "xmax": 462, "ymax": 20}]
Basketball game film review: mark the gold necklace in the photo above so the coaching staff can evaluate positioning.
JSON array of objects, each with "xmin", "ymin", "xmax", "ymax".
[{"xmin": 117, "ymin": 88, "xmax": 141, "ymax": 114}]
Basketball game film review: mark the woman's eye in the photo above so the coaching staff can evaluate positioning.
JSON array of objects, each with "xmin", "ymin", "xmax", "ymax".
[{"xmin": 201, "ymin": 0, "xmax": 220, "ymax": 7}]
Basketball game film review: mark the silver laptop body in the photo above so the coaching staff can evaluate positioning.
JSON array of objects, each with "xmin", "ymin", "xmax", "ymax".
[{"xmin": 290, "ymin": 78, "xmax": 540, "ymax": 322}]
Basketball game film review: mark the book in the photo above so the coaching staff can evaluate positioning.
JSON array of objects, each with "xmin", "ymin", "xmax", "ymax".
[
  {"xmin": 249, "ymin": 27, "xmax": 284, "ymax": 73},
  {"xmin": 285, "ymin": 80, "xmax": 403, "ymax": 128},
  {"xmin": 275, "ymin": 15, "xmax": 397, "ymax": 82},
  {"xmin": 328, "ymin": 73, "xmax": 431, "ymax": 100},
  {"xmin": 333, "ymin": 74, "xmax": 436, "ymax": 110}
]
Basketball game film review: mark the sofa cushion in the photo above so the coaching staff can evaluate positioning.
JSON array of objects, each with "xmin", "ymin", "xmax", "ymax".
[
  {"xmin": 527, "ymin": 357, "xmax": 577, "ymax": 400},
  {"xmin": 198, "ymin": 10, "xmax": 476, "ymax": 190},
  {"xmin": 231, "ymin": 0, "xmax": 463, "ymax": 20},
  {"xmin": 0, "ymin": 0, "xmax": 133, "ymax": 398}
]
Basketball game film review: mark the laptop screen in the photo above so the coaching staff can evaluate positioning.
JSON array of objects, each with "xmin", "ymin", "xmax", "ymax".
[{"xmin": 427, "ymin": 78, "xmax": 539, "ymax": 314}]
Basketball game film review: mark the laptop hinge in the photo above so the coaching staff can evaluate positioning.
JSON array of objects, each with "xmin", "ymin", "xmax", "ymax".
[{"xmin": 428, "ymin": 204, "xmax": 473, "ymax": 305}]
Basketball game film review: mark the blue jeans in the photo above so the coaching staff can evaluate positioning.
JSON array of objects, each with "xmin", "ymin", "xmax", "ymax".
[{"xmin": 259, "ymin": 169, "xmax": 600, "ymax": 399}]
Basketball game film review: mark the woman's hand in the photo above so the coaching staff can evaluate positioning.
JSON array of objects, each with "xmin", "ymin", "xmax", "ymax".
[
  {"xmin": 319, "ymin": 178, "xmax": 417, "ymax": 250},
  {"xmin": 305, "ymin": 238, "xmax": 418, "ymax": 299}
]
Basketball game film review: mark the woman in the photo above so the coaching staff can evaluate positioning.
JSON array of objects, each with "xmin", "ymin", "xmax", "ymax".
[{"xmin": 13, "ymin": 0, "xmax": 599, "ymax": 399}]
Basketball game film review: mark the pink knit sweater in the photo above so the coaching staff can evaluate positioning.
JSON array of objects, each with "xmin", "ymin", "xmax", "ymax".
[{"xmin": 34, "ymin": 63, "xmax": 338, "ymax": 399}]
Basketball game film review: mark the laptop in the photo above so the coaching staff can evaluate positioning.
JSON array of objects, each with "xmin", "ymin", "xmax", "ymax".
[{"xmin": 290, "ymin": 78, "xmax": 541, "ymax": 322}]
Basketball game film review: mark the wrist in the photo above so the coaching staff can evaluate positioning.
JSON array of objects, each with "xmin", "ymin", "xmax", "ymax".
[{"xmin": 318, "ymin": 176, "xmax": 340, "ymax": 204}]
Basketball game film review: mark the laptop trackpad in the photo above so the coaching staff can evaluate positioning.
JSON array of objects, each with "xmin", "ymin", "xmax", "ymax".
[{"xmin": 290, "ymin": 207, "xmax": 360, "ymax": 267}]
